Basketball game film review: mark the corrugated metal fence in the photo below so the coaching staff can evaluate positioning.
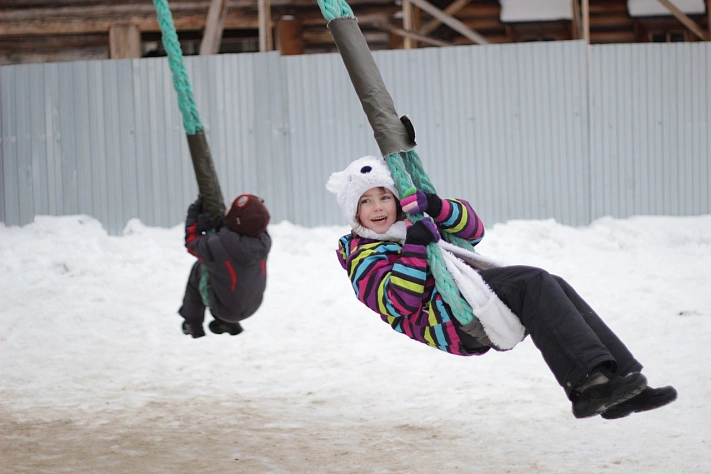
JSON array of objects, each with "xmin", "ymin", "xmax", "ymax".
[{"xmin": 1, "ymin": 40, "xmax": 709, "ymax": 235}]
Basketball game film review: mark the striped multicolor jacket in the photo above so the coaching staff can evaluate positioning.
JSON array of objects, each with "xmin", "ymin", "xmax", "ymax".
[{"xmin": 337, "ymin": 198, "xmax": 486, "ymax": 356}]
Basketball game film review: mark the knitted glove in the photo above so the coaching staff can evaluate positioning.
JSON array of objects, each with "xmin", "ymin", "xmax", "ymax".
[
  {"xmin": 405, "ymin": 217, "xmax": 440, "ymax": 246},
  {"xmin": 400, "ymin": 187, "xmax": 443, "ymax": 217},
  {"xmin": 187, "ymin": 196, "xmax": 203, "ymax": 219}
]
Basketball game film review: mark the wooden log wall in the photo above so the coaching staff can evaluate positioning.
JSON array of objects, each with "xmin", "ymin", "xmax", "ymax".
[{"xmin": 0, "ymin": 0, "xmax": 708, "ymax": 65}]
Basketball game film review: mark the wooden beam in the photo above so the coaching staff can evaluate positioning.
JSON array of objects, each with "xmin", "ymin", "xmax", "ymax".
[
  {"xmin": 0, "ymin": 7, "xmax": 258, "ymax": 36},
  {"xmin": 657, "ymin": 0, "xmax": 710, "ymax": 40},
  {"xmin": 258, "ymin": 0, "xmax": 273, "ymax": 51},
  {"xmin": 418, "ymin": 0, "xmax": 472, "ymax": 36},
  {"xmin": 200, "ymin": 0, "xmax": 229, "ymax": 55},
  {"xmin": 407, "ymin": 0, "xmax": 488, "ymax": 44},
  {"xmin": 301, "ymin": 29, "xmax": 389, "ymax": 45},
  {"xmin": 109, "ymin": 24, "xmax": 141, "ymax": 59},
  {"xmin": 371, "ymin": 22, "xmax": 451, "ymax": 47}
]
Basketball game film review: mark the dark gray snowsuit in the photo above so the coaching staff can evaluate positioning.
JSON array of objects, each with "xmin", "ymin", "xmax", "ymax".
[{"xmin": 179, "ymin": 213, "xmax": 271, "ymax": 325}]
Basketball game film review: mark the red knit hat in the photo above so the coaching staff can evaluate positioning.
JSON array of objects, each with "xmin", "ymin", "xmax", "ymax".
[{"xmin": 226, "ymin": 194, "xmax": 270, "ymax": 237}]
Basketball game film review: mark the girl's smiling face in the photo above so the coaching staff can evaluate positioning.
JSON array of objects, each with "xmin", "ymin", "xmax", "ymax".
[{"xmin": 357, "ymin": 187, "xmax": 398, "ymax": 234}]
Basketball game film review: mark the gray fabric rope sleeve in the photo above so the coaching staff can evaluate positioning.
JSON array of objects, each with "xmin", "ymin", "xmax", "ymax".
[
  {"xmin": 187, "ymin": 130, "xmax": 226, "ymax": 221},
  {"xmin": 329, "ymin": 18, "xmax": 416, "ymax": 156}
]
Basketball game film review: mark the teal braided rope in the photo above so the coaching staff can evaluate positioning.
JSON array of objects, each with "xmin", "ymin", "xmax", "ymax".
[
  {"xmin": 385, "ymin": 152, "xmax": 475, "ymax": 325},
  {"xmin": 199, "ymin": 265, "xmax": 211, "ymax": 307},
  {"xmin": 402, "ymin": 150, "xmax": 477, "ymax": 253},
  {"xmin": 198, "ymin": 228, "xmax": 217, "ymax": 307},
  {"xmin": 317, "ymin": 0, "xmax": 355, "ymax": 22},
  {"xmin": 153, "ymin": 0, "xmax": 203, "ymax": 135}
]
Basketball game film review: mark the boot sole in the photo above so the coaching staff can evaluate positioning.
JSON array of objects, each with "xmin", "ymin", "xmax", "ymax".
[
  {"xmin": 208, "ymin": 320, "xmax": 243, "ymax": 336},
  {"xmin": 601, "ymin": 387, "xmax": 678, "ymax": 419},
  {"xmin": 573, "ymin": 373, "xmax": 647, "ymax": 419}
]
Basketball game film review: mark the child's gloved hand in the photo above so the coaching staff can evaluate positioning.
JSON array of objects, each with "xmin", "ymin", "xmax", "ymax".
[
  {"xmin": 405, "ymin": 217, "xmax": 441, "ymax": 246},
  {"xmin": 400, "ymin": 187, "xmax": 443, "ymax": 217},
  {"xmin": 196, "ymin": 213, "xmax": 214, "ymax": 233},
  {"xmin": 187, "ymin": 196, "xmax": 203, "ymax": 218}
]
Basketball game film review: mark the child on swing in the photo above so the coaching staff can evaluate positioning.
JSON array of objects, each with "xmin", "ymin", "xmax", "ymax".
[
  {"xmin": 327, "ymin": 155, "xmax": 676, "ymax": 419},
  {"xmin": 179, "ymin": 194, "xmax": 271, "ymax": 339}
]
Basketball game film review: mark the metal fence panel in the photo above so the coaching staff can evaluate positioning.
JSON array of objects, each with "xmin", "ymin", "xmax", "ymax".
[
  {"xmin": 589, "ymin": 43, "xmax": 710, "ymax": 219},
  {"xmin": 1, "ymin": 40, "xmax": 709, "ymax": 235}
]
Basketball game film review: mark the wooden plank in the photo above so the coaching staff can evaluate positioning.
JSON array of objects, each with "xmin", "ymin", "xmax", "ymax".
[
  {"xmin": 407, "ymin": 0, "xmax": 488, "ymax": 44},
  {"xmin": 418, "ymin": 0, "xmax": 472, "ymax": 36},
  {"xmin": 0, "ymin": 8, "xmax": 258, "ymax": 35},
  {"xmin": 657, "ymin": 0, "xmax": 709, "ymax": 40},
  {"xmin": 200, "ymin": 0, "xmax": 229, "ymax": 55},
  {"xmin": 372, "ymin": 22, "xmax": 451, "ymax": 46}
]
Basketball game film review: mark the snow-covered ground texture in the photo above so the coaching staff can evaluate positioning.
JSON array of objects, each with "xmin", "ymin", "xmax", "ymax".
[{"xmin": 1, "ymin": 214, "xmax": 710, "ymax": 473}]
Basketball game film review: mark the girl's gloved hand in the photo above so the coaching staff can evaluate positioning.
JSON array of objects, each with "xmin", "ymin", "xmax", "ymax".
[
  {"xmin": 400, "ymin": 187, "xmax": 443, "ymax": 217},
  {"xmin": 405, "ymin": 217, "xmax": 441, "ymax": 246}
]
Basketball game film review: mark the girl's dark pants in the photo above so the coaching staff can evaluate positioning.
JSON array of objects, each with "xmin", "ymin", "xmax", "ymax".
[{"xmin": 478, "ymin": 265, "xmax": 643, "ymax": 399}]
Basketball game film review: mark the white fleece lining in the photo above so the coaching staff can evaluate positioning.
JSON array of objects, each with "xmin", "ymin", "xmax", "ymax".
[{"xmin": 439, "ymin": 249, "xmax": 525, "ymax": 350}]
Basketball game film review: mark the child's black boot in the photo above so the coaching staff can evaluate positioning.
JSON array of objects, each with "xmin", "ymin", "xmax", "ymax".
[
  {"xmin": 209, "ymin": 319, "xmax": 244, "ymax": 336},
  {"xmin": 182, "ymin": 321, "xmax": 206, "ymax": 338},
  {"xmin": 601, "ymin": 385, "xmax": 677, "ymax": 419},
  {"xmin": 572, "ymin": 367, "xmax": 647, "ymax": 419}
]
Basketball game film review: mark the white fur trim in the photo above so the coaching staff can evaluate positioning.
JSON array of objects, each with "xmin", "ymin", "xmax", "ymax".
[{"xmin": 439, "ymin": 250, "xmax": 525, "ymax": 350}]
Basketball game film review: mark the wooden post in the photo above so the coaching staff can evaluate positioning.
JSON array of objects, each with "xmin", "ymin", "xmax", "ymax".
[
  {"xmin": 109, "ymin": 24, "xmax": 141, "ymax": 59},
  {"xmin": 277, "ymin": 15, "xmax": 303, "ymax": 55},
  {"xmin": 582, "ymin": 0, "xmax": 589, "ymax": 44},
  {"xmin": 258, "ymin": 0, "xmax": 273, "ymax": 52},
  {"xmin": 200, "ymin": 0, "xmax": 228, "ymax": 55},
  {"xmin": 571, "ymin": 0, "xmax": 581, "ymax": 40},
  {"xmin": 403, "ymin": 0, "xmax": 414, "ymax": 49}
]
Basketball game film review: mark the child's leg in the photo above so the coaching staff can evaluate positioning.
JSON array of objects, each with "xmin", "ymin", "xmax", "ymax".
[
  {"xmin": 479, "ymin": 265, "xmax": 617, "ymax": 398},
  {"xmin": 178, "ymin": 261, "xmax": 206, "ymax": 325},
  {"xmin": 550, "ymin": 274, "xmax": 642, "ymax": 377}
]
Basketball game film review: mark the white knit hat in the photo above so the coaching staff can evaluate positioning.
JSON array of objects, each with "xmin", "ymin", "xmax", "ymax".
[{"xmin": 326, "ymin": 155, "xmax": 400, "ymax": 237}]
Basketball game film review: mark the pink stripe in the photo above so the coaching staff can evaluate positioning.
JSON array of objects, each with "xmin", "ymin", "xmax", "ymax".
[{"xmin": 435, "ymin": 199, "xmax": 452, "ymax": 221}]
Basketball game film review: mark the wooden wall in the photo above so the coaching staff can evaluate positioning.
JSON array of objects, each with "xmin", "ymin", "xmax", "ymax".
[{"xmin": 0, "ymin": 0, "xmax": 709, "ymax": 65}]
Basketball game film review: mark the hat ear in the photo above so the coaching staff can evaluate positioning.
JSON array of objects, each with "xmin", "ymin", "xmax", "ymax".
[{"xmin": 326, "ymin": 170, "xmax": 348, "ymax": 194}]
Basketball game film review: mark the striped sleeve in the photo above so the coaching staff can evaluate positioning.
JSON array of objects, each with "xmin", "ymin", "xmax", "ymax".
[
  {"xmin": 344, "ymin": 241, "xmax": 428, "ymax": 318},
  {"xmin": 431, "ymin": 198, "xmax": 485, "ymax": 245}
]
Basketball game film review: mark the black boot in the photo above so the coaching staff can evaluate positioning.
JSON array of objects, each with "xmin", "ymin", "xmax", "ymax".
[
  {"xmin": 572, "ymin": 368, "xmax": 647, "ymax": 419},
  {"xmin": 209, "ymin": 319, "xmax": 244, "ymax": 336},
  {"xmin": 182, "ymin": 321, "xmax": 206, "ymax": 339},
  {"xmin": 601, "ymin": 385, "xmax": 677, "ymax": 419}
]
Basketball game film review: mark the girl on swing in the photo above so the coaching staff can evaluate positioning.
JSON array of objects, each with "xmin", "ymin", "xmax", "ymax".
[{"xmin": 327, "ymin": 155, "xmax": 676, "ymax": 420}]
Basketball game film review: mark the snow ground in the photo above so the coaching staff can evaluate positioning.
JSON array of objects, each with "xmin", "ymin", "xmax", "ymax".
[{"xmin": 1, "ymin": 214, "xmax": 710, "ymax": 473}]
